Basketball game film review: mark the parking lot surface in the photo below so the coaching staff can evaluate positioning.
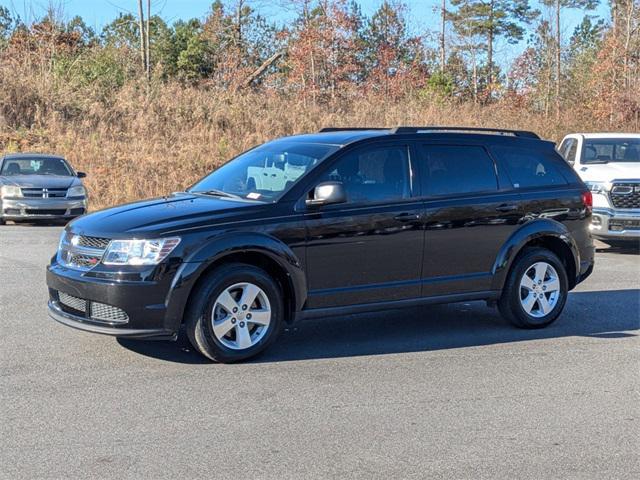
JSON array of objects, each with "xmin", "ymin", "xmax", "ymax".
[{"xmin": 1, "ymin": 225, "xmax": 639, "ymax": 479}]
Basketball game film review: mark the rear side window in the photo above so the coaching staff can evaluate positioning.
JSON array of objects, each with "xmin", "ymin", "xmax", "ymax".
[
  {"xmin": 418, "ymin": 145, "xmax": 498, "ymax": 196},
  {"xmin": 492, "ymin": 146, "xmax": 568, "ymax": 189}
]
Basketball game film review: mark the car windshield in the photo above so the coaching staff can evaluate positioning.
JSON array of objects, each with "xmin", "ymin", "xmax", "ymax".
[
  {"xmin": 583, "ymin": 138, "xmax": 640, "ymax": 164},
  {"xmin": 189, "ymin": 140, "xmax": 338, "ymax": 202},
  {"xmin": 0, "ymin": 157, "xmax": 73, "ymax": 176}
]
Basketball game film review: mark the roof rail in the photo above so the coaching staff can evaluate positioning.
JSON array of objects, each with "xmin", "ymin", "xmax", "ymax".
[
  {"xmin": 318, "ymin": 127, "xmax": 389, "ymax": 132},
  {"xmin": 390, "ymin": 126, "xmax": 540, "ymax": 139}
]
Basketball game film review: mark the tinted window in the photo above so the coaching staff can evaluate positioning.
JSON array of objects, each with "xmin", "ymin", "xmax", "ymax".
[
  {"xmin": 419, "ymin": 145, "xmax": 498, "ymax": 196},
  {"xmin": 320, "ymin": 145, "xmax": 411, "ymax": 203},
  {"xmin": 583, "ymin": 138, "xmax": 640, "ymax": 164},
  {"xmin": 190, "ymin": 141, "xmax": 338, "ymax": 202},
  {"xmin": 0, "ymin": 157, "xmax": 72, "ymax": 176},
  {"xmin": 492, "ymin": 146, "xmax": 568, "ymax": 188}
]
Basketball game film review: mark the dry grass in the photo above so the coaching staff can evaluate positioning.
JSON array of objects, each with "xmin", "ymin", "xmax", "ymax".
[{"xmin": 1, "ymin": 75, "xmax": 637, "ymax": 210}]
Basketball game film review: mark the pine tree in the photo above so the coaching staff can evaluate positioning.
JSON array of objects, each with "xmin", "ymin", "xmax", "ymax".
[{"xmin": 449, "ymin": 0, "xmax": 537, "ymax": 98}]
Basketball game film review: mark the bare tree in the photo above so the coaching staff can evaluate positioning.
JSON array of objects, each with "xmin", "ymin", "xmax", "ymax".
[
  {"xmin": 146, "ymin": 0, "xmax": 151, "ymax": 81},
  {"xmin": 137, "ymin": 0, "xmax": 146, "ymax": 75},
  {"xmin": 440, "ymin": 0, "xmax": 447, "ymax": 72}
]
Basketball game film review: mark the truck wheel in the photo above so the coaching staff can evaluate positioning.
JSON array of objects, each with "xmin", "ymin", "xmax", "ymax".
[
  {"xmin": 498, "ymin": 247, "xmax": 569, "ymax": 329},
  {"xmin": 185, "ymin": 263, "xmax": 283, "ymax": 363}
]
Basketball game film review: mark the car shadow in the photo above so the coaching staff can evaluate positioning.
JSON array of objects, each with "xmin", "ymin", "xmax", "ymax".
[
  {"xmin": 117, "ymin": 289, "xmax": 639, "ymax": 364},
  {"xmin": 594, "ymin": 240, "xmax": 639, "ymax": 255}
]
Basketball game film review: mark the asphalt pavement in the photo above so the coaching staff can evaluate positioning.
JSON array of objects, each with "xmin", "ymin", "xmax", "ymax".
[{"xmin": 1, "ymin": 225, "xmax": 639, "ymax": 479}]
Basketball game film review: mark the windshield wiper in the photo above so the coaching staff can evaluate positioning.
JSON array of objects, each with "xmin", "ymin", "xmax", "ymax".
[{"xmin": 192, "ymin": 189, "xmax": 242, "ymax": 200}]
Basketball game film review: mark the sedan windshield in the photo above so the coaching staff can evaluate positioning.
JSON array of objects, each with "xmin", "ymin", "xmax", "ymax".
[
  {"xmin": 189, "ymin": 141, "xmax": 338, "ymax": 202},
  {"xmin": 0, "ymin": 157, "xmax": 73, "ymax": 176},
  {"xmin": 583, "ymin": 138, "xmax": 640, "ymax": 164}
]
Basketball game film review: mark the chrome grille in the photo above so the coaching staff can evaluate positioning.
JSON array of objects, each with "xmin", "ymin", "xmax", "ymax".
[
  {"xmin": 68, "ymin": 253, "xmax": 101, "ymax": 268},
  {"xmin": 77, "ymin": 236, "xmax": 111, "ymax": 250},
  {"xmin": 90, "ymin": 302, "xmax": 129, "ymax": 324},
  {"xmin": 21, "ymin": 187, "xmax": 68, "ymax": 198},
  {"xmin": 610, "ymin": 182, "xmax": 640, "ymax": 209},
  {"xmin": 58, "ymin": 292, "xmax": 87, "ymax": 314},
  {"xmin": 58, "ymin": 233, "xmax": 110, "ymax": 271}
]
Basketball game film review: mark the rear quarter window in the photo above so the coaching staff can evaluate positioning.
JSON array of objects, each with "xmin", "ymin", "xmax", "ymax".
[{"xmin": 491, "ymin": 146, "xmax": 570, "ymax": 189}]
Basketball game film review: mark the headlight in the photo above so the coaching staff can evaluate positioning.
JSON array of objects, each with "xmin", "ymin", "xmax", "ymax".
[
  {"xmin": 67, "ymin": 186, "xmax": 86, "ymax": 198},
  {"xmin": 0, "ymin": 185, "xmax": 22, "ymax": 198},
  {"xmin": 584, "ymin": 181, "xmax": 611, "ymax": 194},
  {"xmin": 102, "ymin": 237, "xmax": 181, "ymax": 266}
]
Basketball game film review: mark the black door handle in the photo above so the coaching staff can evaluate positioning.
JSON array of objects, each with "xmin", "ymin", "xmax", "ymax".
[
  {"xmin": 394, "ymin": 213, "xmax": 421, "ymax": 222},
  {"xmin": 496, "ymin": 204, "xmax": 518, "ymax": 212}
]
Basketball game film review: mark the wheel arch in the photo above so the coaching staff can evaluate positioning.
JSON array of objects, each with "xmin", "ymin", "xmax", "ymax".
[
  {"xmin": 167, "ymin": 233, "xmax": 307, "ymax": 330},
  {"xmin": 491, "ymin": 219, "xmax": 580, "ymax": 292}
]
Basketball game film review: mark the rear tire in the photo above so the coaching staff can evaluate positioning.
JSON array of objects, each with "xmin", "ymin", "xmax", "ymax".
[
  {"xmin": 498, "ymin": 247, "xmax": 568, "ymax": 329},
  {"xmin": 185, "ymin": 263, "xmax": 283, "ymax": 363}
]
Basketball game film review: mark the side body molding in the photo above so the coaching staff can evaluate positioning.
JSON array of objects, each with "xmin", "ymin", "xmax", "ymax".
[{"xmin": 490, "ymin": 218, "xmax": 580, "ymax": 291}]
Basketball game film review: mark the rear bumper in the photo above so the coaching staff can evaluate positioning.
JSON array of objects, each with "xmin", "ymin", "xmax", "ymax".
[
  {"xmin": 1, "ymin": 197, "xmax": 87, "ymax": 220},
  {"xmin": 590, "ymin": 208, "xmax": 640, "ymax": 240}
]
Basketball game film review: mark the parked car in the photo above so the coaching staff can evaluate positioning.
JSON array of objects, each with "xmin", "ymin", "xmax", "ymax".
[
  {"xmin": 0, "ymin": 153, "xmax": 87, "ymax": 225},
  {"xmin": 47, "ymin": 127, "xmax": 595, "ymax": 362},
  {"xmin": 558, "ymin": 133, "xmax": 640, "ymax": 247}
]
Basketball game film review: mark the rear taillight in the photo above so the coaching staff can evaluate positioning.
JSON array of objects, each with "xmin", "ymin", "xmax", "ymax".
[{"xmin": 582, "ymin": 190, "xmax": 593, "ymax": 212}]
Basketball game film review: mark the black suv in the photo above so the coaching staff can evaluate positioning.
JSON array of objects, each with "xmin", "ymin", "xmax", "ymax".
[{"xmin": 47, "ymin": 127, "xmax": 595, "ymax": 362}]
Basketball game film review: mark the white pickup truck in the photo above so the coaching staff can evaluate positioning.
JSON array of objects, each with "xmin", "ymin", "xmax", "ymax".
[{"xmin": 558, "ymin": 133, "xmax": 640, "ymax": 245}]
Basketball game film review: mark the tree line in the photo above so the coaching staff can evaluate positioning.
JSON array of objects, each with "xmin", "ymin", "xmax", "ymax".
[{"xmin": 0, "ymin": 1, "xmax": 638, "ymax": 124}]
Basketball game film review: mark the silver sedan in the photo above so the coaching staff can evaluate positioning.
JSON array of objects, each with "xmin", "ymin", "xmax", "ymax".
[{"xmin": 0, "ymin": 153, "xmax": 88, "ymax": 224}]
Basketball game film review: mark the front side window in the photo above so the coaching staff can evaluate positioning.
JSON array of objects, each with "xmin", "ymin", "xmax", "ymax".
[
  {"xmin": 319, "ymin": 145, "xmax": 411, "ymax": 204},
  {"xmin": 492, "ymin": 146, "xmax": 568, "ymax": 189},
  {"xmin": 0, "ymin": 157, "xmax": 72, "ymax": 176},
  {"xmin": 566, "ymin": 140, "xmax": 578, "ymax": 164},
  {"xmin": 559, "ymin": 138, "xmax": 577, "ymax": 164},
  {"xmin": 189, "ymin": 141, "xmax": 338, "ymax": 202},
  {"xmin": 419, "ymin": 145, "xmax": 498, "ymax": 196},
  {"xmin": 582, "ymin": 138, "xmax": 640, "ymax": 164}
]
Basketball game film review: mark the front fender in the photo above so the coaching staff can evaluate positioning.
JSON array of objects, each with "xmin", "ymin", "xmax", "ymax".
[
  {"xmin": 163, "ymin": 232, "xmax": 307, "ymax": 332},
  {"xmin": 490, "ymin": 219, "xmax": 580, "ymax": 291}
]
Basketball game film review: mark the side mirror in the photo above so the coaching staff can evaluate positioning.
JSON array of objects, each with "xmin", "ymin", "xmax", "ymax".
[
  {"xmin": 76, "ymin": 171, "xmax": 87, "ymax": 178},
  {"xmin": 306, "ymin": 181, "xmax": 347, "ymax": 207}
]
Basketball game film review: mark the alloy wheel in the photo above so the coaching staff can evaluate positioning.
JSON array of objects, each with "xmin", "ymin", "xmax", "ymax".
[
  {"xmin": 211, "ymin": 282, "xmax": 272, "ymax": 350},
  {"xmin": 519, "ymin": 262, "xmax": 561, "ymax": 318}
]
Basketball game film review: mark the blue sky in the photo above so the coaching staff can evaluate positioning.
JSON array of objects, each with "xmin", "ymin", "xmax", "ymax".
[{"xmin": 2, "ymin": 0, "xmax": 610, "ymax": 66}]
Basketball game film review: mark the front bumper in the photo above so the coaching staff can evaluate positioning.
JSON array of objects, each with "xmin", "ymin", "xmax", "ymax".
[
  {"xmin": 48, "ymin": 300, "xmax": 176, "ymax": 339},
  {"xmin": 1, "ymin": 197, "xmax": 86, "ymax": 220},
  {"xmin": 590, "ymin": 208, "xmax": 640, "ymax": 240},
  {"xmin": 46, "ymin": 261, "xmax": 197, "ymax": 340}
]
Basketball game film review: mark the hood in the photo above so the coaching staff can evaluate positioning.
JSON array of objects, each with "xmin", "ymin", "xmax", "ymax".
[
  {"xmin": 68, "ymin": 192, "xmax": 270, "ymax": 237},
  {"xmin": 0, "ymin": 174, "xmax": 79, "ymax": 189},
  {"xmin": 577, "ymin": 162, "xmax": 640, "ymax": 183}
]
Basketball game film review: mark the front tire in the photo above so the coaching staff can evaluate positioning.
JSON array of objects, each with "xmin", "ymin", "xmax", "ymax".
[
  {"xmin": 185, "ymin": 263, "xmax": 284, "ymax": 363},
  {"xmin": 498, "ymin": 248, "xmax": 569, "ymax": 329}
]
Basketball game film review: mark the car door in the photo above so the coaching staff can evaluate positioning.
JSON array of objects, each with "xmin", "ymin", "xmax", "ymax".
[
  {"xmin": 303, "ymin": 142, "xmax": 425, "ymax": 309},
  {"xmin": 415, "ymin": 142, "xmax": 522, "ymax": 296}
]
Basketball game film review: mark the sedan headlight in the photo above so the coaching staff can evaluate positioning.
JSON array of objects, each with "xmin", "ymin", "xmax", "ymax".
[
  {"xmin": 584, "ymin": 181, "xmax": 611, "ymax": 194},
  {"xmin": 0, "ymin": 185, "xmax": 22, "ymax": 198},
  {"xmin": 66, "ymin": 185, "xmax": 86, "ymax": 198},
  {"xmin": 102, "ymin": 237, "xmax": 181, "ymax": 266}
]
